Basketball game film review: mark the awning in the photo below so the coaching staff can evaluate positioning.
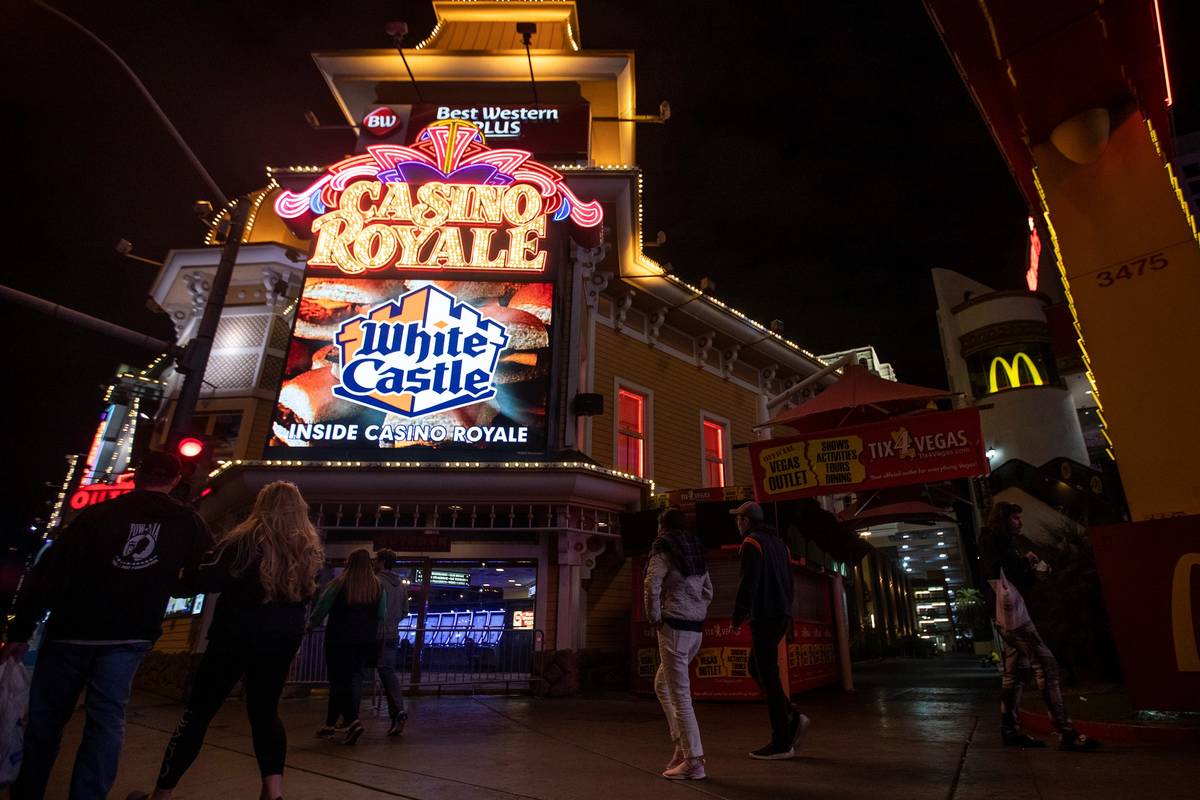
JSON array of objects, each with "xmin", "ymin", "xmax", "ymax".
[
  {"xmin": 760, "ymin": 364, "xmax": 956, "ymax": 433},
  {"xmin": 837, "ymin": 500, "xmax": 958, "ymax": 531}
]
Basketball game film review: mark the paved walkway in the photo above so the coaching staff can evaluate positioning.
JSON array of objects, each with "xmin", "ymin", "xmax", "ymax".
[{"xmin": 43, "ymin": 656, "xmax": 1199, "ymax": 799}]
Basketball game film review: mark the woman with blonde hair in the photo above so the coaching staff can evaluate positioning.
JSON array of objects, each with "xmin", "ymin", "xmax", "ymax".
[
  {"xmin": 309, "ymin": 547, "xmax": 385, "ymax": 745},
  {"xmin": 128, "ymin": 481, "xmax": 324, "ymax": 800}
]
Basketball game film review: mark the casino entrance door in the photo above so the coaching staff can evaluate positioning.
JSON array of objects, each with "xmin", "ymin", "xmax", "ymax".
[{"xmin": 386, "ymin": 557, "xmax": 540, "ymax": 692}]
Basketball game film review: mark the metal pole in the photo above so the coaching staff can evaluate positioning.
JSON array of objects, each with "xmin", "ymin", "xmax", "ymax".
[
  {"xmin": 0, "ymin": 283, "xmax": 174, "ymax": 353},
  {"xmin": 832, "ymin": 574, "xmax": 855, "ymax": 692},
  {"xmin": 522, "ymin": 41, "xmax": 539, "ymax": 106},
  {"xmin": 33, "ymin": 1, "xmax": 229, "ymax": 207},
  {"xmin": 167, "ymin": 199, "xmax": 250, "ymax": 442},
  {"xmin": 410, "ymin": 556, "xmax": 433, "ymax": 689}
]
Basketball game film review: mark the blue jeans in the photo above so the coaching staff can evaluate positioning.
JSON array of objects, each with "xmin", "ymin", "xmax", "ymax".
[
  {"xmin": 376, "ymin": 638, "xmax": 405, "ymax": 719},
  {"xmin": 12, "ymin": 640, "xmax": 150, "ymax": 800}
]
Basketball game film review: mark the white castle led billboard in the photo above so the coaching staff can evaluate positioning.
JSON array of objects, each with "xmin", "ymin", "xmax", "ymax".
[{"xmin": 269, "ymin": 278, "xmax": 553, "ymax": 453}]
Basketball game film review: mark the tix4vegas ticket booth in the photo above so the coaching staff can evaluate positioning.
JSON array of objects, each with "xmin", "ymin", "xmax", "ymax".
[{"xmin": 627, "ymin": 489, "xmax": 860, "ymax": 699}]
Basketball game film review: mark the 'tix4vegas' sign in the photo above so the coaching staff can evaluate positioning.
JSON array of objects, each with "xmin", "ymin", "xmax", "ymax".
[{"xmin": 275, "ymin": 120, "xmax": 603, "ymax": 275}]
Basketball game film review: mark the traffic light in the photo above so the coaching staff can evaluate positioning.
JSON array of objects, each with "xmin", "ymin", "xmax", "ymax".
[
  {"xmin": 177, "ymin": 437, "xmax": 205, "ymax": 460},
  {"xmin": 170, "ymin": 435, "xmax": 214, "ymax": 504}
]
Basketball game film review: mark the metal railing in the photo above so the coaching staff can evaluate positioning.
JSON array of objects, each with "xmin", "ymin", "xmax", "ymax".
[
  {"xmin": 288, "ymin": 627, "xmax": 545, "ymax": 695},
  {"xmin": 309, "ymin": 500, "xmax": 621, "ymax": 536}
]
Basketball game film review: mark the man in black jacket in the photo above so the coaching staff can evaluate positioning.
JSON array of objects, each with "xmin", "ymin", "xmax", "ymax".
[
  {"xmin": 979, "ymin": 501, "xmax": 1099, "ymax": 752},
  {"xmin": 730, "ymin": 501, "xmax": 808, "ymax": 760},
  {"xmin": 1, "ymin": 451, "xmax": 212, "ymax": 799}
]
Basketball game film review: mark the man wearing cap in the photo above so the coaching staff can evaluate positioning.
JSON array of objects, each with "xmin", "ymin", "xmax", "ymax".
[
  {"xmin": 729, "ymin": 501, "xmax": 808, "ymax": 760},
  {"xmin": 2, "ymin": 451, "xmax": 212, "ymax": 799}
]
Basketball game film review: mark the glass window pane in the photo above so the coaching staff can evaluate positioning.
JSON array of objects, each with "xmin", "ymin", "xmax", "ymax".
[
  {"xmin": 703, "ymin": 420, "xmax": 723, "ymax": 461},
  {"xmin": 705, "ymin": 459, "xmax": 724, "ymax": 488},
  {"xmin": 702, "ymin": 420, "xmax": 726, "ymax": 487},
  {"xmin": 618, "ymin": 390, "xmax": 643, "ymax": 433},
  {"xmin": 617, "ymin": 433, "xmax": 643, "ymax": 476}
]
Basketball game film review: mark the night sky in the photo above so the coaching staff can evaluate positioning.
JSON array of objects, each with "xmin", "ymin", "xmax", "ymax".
[{"xmin": 3, "ymin": 1, "xmax": 1198, "ymax": 534}]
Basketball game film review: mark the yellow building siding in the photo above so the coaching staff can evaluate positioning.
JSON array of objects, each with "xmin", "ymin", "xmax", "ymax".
[
  {"xmin": 585, "ymin": 559, "xmax": 633, "ymax": 651},
  {"xmin": 155, "ymin": 617, "xmax": 196, "ymax": 654},
  {"xmin": 591, "ymin": 323, "xmax": 761, "ymax": 491}
]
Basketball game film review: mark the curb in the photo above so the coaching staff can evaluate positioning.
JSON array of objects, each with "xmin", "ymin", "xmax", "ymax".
[{"xmin": 1019, "ymin": 709, "xmax": 1200, "ymax": 745}]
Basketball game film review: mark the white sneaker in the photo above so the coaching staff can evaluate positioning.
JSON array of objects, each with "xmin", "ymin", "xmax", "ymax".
[{"xmin": 663, "ymin": 757, "xmax": 707, "ymax": 780}]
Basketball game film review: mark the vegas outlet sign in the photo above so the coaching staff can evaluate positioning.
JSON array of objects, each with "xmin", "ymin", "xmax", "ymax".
[{"xmin": 275, "ymin": 119, "xmax": 603, "ymax": 276}]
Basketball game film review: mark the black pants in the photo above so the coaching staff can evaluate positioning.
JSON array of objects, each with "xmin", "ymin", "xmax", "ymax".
[
  {"xmin": 324, "ymin": 641, "xmax": 377, "ymax": 727},
  {"xmin": 748, "ymin": 617, "xmax": 795, "ymax": 748},
  {"xmin": 157, "ymin": 636, "xmax": 300, "ymax": 789}
]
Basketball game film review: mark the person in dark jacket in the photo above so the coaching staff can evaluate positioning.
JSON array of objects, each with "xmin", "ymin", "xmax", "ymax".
[
  {"xmin": 126, "ymin": 480, "xmax": 325, "ymax": 800},
  {"xmin": 374, "ymin": 548, "xmax": 410, "ymax": 736},
  {"xmin": 979, "ymin": 501, "xmax": 1100, "ymax": 752},
  {"xmin": 310, "ymin": 548, "xmax": 385, "ymax": 745},
  {"xmin": 729, "ymin": 501, "xmax": 808, "ymax": 760},
  {"xmin": 0, "ymin": 451, "xmax": 211, "ymax": 800}
]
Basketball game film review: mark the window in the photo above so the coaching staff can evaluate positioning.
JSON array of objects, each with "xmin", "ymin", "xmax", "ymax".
[
  {"xmin": 702, "ymin": 418, "xmax": 728, "ymax": 487},
  {"xmin": 617, "ymin": 388, "xmax": 646, "ymax": 476}
]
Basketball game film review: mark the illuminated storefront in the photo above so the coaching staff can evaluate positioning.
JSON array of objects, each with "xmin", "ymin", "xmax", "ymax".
[
  {"xmin": 134, "ymin": 0, "xmax": 841, "ymax": 689},
  {"xmin": 48, "ymin": 359, "xmax": 170, "ymax": 531}
]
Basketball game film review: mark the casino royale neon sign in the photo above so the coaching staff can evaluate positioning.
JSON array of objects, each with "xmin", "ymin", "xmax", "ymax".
[
  {"xmin": 311, "ymin": 181, "xmax": 549, "ymax": 273},
  {"xmin": 275, "ymin": 120, "xmax": 602, "ymax": 275}
]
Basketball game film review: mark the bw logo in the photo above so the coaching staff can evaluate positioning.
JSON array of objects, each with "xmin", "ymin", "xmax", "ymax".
[{"xmin": 333, "ymin": 286, "xmax": 509, "ymax": 418}]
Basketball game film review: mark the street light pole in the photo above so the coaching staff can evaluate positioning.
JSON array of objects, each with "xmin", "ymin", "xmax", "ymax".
[{"xmin": 33, "ymin": 1, "xmax": 228, "ymax": 207}]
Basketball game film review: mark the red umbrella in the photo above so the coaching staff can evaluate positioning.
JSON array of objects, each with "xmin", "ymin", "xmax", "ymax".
[{"xmin": 761, "ymin": 364, "xmax": 957, "ymax": 433}]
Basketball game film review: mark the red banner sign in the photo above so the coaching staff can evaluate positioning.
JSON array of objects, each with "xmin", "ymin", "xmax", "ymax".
[
  {"xmin": 1090, "ymin": 515, "xmax": 1200, "ymax": 712},
  {"xmin": 748, "ymin": 408, "xmax": 988, "ymax": 502},
  {"xmin": 632, "ymin": 617, "xmax": 838, "ymax": 699}
]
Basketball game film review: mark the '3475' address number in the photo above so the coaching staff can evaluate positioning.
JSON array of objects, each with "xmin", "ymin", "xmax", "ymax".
[{"xmin": 1095, "ymin": 253, "xmax": 1167, "ymax": 288}]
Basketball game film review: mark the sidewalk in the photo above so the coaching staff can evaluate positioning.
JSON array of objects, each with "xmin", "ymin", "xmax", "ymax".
[{"xmin": 43, "ymin": 656, "xmax": 1199, "ymax": 799}]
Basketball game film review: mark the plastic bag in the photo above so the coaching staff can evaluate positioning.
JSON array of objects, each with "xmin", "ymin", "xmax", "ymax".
[
  {"xmin": 0, "ymin": 659, "xmax": 30, "ymax": 786},
  {"xmin": 989, "ymin": 567, "xmax": 1031, "ymax": 632}
]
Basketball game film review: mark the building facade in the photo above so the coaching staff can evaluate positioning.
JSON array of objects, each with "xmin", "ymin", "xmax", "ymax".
[
  {"xmin": 817, "ymin": 346, "xmax": 896, "ymax": 382},
  {"xmin": 931, "ymin": 268, "xmax": 1125, "ymax": 538},
  {"xmin": 106, "ymin": 1, "xmax": 846, "ymax": 684}
]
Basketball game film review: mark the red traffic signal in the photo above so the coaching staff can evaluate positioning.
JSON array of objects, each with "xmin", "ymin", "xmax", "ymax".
[{"xmin": 177, "ymin": 437, "xmax": 206, "ymax": 460}]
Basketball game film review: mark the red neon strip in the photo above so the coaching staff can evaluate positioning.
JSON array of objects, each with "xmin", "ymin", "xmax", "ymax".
[{"xmin": 1153, "ymin": 0, "xmax": 1174, "ymax": 107}]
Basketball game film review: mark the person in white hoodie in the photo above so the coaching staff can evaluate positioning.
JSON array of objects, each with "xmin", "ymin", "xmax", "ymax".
[{"xmin": 644, "ymin": 508, "xmax": 713, "ymax": 781}]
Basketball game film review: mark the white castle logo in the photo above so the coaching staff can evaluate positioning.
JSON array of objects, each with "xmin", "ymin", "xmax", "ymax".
[{"xmin": 333, "ymin": 285, "xmax": 509, "ymax": 418}]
